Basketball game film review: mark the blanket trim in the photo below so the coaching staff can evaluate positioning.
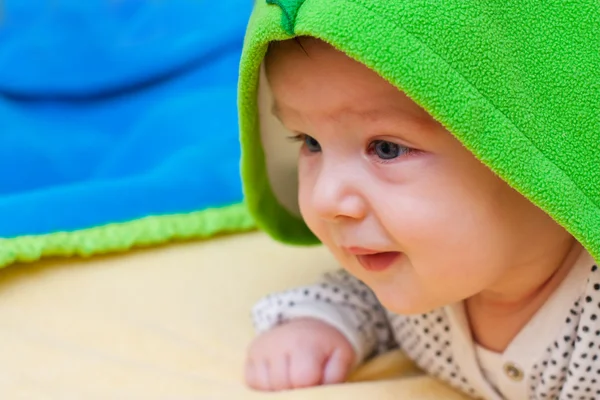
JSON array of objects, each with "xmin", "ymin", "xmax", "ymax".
[{"xmin": 0, "ymin": 202, "xmax": 255, "ymax": 268}]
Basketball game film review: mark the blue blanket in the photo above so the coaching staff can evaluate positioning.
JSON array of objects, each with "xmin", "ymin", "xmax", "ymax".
[{"xmin": 0, "ymin": 0, "xmax": 254, "ymax": 265}]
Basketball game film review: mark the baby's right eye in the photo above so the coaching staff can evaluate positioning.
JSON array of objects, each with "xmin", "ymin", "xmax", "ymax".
[
  {"xmin": 288, "ymin": 134, "xmax": 321, "ymax": 153},
  {"xmin": 304, "ymin": 135, "xmax": 321, "ymax": 152}
]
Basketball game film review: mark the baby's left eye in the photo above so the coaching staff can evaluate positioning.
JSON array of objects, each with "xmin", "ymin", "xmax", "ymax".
[{"xmin": 369, "ymin": 140, "xmax": 410, "ymax": 160}]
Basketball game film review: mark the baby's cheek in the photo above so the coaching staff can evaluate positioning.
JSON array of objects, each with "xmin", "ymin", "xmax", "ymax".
[
  {"xmin": 298, "ymin": 199, "xmax": 321, "ymax": 239},
  {"xmin": 386, "ymin": 205, "xmax": 492, "ymax": 281},
  {"xmin": 297, "ymin": 177, "xmax": 315, "ymax": 225}
]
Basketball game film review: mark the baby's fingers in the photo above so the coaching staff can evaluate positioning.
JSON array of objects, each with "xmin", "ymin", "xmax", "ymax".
[
  {"xmin": 322, "ymin": 348, "xmax": 354, "ymax": 385},
  {"xmin": 288, "ymin": 350, "xmax": 327, "ymax": 389},
  {"xmin": 268, "ymin": 353, "xmax": 292, "ymax": 391},
  {"xmin": 246, "ymin": 359, "xmax": 272, "ymax": 390}
]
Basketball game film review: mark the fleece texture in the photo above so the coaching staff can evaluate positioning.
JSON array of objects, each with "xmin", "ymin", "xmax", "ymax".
[
  {"xmin": 239, "ymin": 0, "xmax": 600, "ymax": 261},
  {"xmin": 0, "ymin": 0, "xmax": 255, "ymax": 267}
]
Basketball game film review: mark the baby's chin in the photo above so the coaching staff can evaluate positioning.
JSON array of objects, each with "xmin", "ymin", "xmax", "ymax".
[{"xmin": 369, "ymin": 281, "xmax": 447, "ymax": 316}]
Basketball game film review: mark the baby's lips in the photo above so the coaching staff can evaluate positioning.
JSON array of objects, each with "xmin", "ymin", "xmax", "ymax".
[{"xmin": 356, "ymin": 252, "xmax": 402, "ymax": 272}]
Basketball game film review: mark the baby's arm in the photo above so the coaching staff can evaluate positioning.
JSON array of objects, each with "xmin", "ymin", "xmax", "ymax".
[{"xmin": 246, "ymin": 270, "xmax": 396, "ymax": 391}]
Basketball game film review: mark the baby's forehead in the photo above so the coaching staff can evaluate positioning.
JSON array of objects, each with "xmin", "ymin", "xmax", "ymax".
[
  {"xmin": 272, "ymin": 97, "xmax": 417, "ymax": 119},
  {"xmin": 266, "ymin": 38, "xmax": 436, "ymax": 124}
]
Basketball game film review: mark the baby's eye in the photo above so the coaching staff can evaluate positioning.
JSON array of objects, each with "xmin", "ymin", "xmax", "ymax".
[
  {"xmin": 369, "ymin": 140, "xmax": 410, "ymax": 160},
  {"xmin": 287, "ymin": 134, "xmax": 321, "ymax": 153},
  {"xmin": 304, "ymin": 135, "xmax": 321, "ymax": 152}
]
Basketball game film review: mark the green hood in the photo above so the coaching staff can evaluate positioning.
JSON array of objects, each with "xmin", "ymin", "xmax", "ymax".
[{"xmin": 238, "ymin": 0, "xmax": 600, "ymax": 261}]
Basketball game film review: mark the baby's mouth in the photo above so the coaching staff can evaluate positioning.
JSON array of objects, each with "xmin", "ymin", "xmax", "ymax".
[{"xmin": 356, "ymin": 252, "xmax": 401, "ymax": 272}]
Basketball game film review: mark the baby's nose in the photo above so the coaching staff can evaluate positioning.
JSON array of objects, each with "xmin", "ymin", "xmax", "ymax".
[{"xmin": 310, "ymin": 167, "xmax": 367, "ymax": 222}]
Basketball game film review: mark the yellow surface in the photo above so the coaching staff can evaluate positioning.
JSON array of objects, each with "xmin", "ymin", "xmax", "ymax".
[{"xmin": 0, "ymin": 231, "xmax": 469, "ymax": 399}]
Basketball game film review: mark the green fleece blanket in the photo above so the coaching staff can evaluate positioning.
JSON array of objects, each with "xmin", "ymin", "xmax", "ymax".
[{"xmin": 238, "ymin": 0, "xmax": 600, "ymax": 261}]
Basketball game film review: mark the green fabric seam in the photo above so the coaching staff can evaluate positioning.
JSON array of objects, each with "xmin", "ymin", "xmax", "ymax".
[
  {"xmin": 265, "ymin": 0, "xmax": 306, "ymax": 35},
  {"xmin": 0, "ymin": 202, "xmax": 256, "ymax": 269}
]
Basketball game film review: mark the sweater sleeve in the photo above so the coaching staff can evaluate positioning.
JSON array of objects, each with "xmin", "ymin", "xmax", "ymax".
[{"xmin": 252, "ymin": 269, "xmax": 397, "ymax": 364}]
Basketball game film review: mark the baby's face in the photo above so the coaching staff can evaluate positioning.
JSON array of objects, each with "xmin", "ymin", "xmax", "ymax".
[{"xmin": 266, "ymin": 38, "xmax": 572, "ymax": 314}]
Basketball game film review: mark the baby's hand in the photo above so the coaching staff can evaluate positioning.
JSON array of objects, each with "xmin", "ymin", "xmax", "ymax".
[{"xmin": 245, "ymin": 317, "xmax": 355, "ymax": 391}]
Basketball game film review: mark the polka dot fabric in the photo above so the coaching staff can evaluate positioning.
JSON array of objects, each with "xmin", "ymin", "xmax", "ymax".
[
  {"xmin": 530, "ymin": 264, "xmax": 600, "ymax": 400},
  {"xmin": 252, "ymin": 261, "xmax": 599, "ymax": 400},
  {"xmin": 388, "ymin": 310, "xmax": 483, "ymax": 398}
]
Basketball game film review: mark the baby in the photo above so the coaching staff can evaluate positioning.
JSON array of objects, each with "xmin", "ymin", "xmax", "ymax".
[{"xmin": 237, "ymin": 2, "xmax": 600, "ymax": 400}]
